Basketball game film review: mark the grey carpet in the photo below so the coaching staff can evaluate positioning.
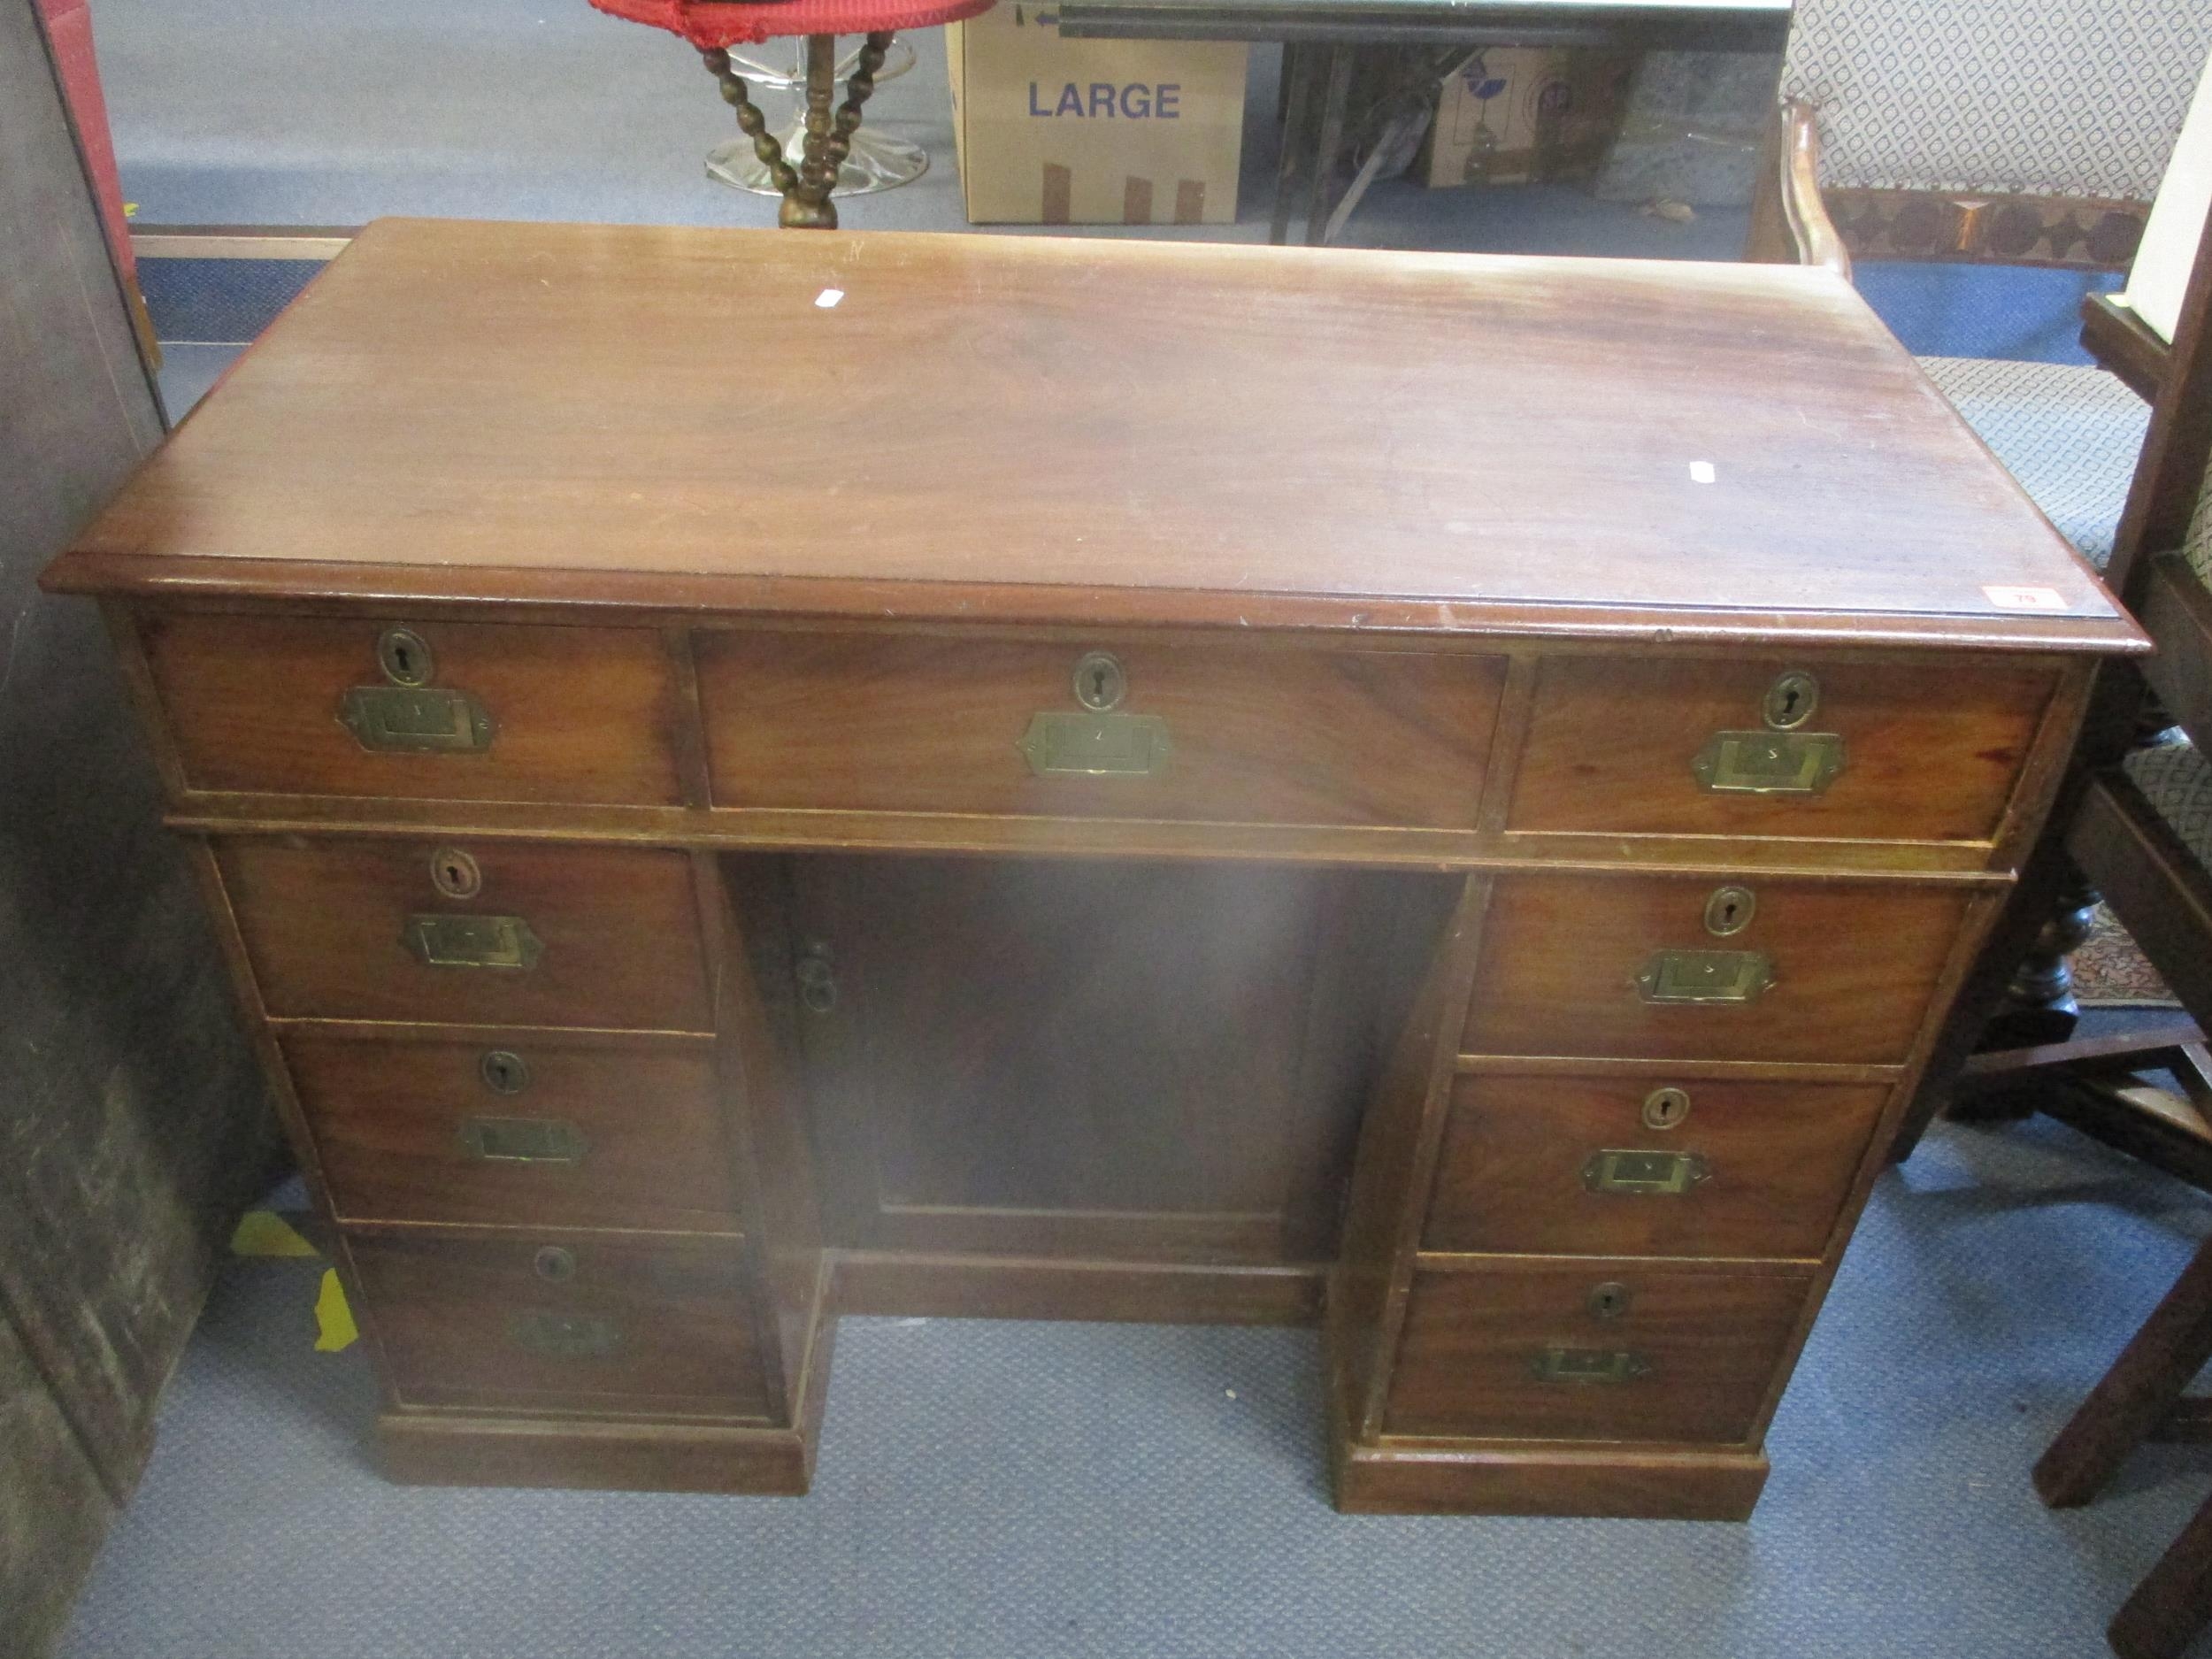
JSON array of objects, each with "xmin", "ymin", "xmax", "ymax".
[{"xmin": 58, "ymin": 1117, "xmax": 2212, "ymax": 1659}]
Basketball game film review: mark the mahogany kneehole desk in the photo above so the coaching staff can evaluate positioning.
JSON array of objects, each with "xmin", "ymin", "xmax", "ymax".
[{"xmin": 46, "ymin": 218, "xmax": 2146, "ymax": 1518}]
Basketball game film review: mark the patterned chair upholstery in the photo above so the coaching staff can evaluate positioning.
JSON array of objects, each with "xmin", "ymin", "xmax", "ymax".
[
  {"xmin": 1783, "ymin": 0, "xmax": 2209, "ymax": 202},
  {"xmin": 1763, "ymin": 6, "xmax": 2210, "ymax": 574},
  {"xmin": 2121, "ymin": 477, "xmax": 2212, "ymax": 864},
  {"xmin": 1918, "ymin": 357, "xmax": 2150, "ymax": 568}
]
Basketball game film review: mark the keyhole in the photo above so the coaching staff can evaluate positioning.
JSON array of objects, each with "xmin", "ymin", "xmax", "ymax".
[
  {"xmin": 1588, "ymin": 1282, "xmax": 1632, "ymax": 1321},
  {"xmin": 534, "ymin": 1245, "xmax": 577, "ymax": 1284},
  {"xmin": 1071, "ymin": 650, "xmax": 1125, "ymax": 711},
  {"xmin": 480, "ymin": 1049, "xmax": 530, "ymax": 1094},
  {"xmin": 1763, "ymin": 669, "xmax": 1818, "ymax": 730},
  {"xmin": 377, "ymin": 626, "xmax": 434, "ymax": 687},
  {"xmin": 1704, "ymin": 884, "xmax": 1755, "ymax": 937},
  {"xmin": 429, "ymin": 846, "xmax": 482, "ymax": 900},
  {"xmin": 1641, "ymin": 1087, "xmax": 1691, "ymax": 1131},
  {"xmin": 795, "ymin": 944, "xmax": 837, "ymax": 1014}
]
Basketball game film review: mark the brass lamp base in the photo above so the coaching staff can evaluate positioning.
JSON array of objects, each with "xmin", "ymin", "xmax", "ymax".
[{"xmin": 702, "ymin": 32, "xmax": 896, "ymax": 230}]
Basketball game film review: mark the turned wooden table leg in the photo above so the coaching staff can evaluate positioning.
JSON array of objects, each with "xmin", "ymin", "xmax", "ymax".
[
  {"xmin": 1946, "ymin": 866, "xmax": 2099, "ymax": 1128},
  {"xmin": 1989, "ymin": 867, "xmax": 2100, "ymax": 1048}
]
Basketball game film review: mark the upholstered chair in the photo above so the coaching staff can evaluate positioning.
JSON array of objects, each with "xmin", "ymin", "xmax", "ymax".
[{"xmin": 1752, "ymin": 5, "xmax": 2212, "ymax": 1055}]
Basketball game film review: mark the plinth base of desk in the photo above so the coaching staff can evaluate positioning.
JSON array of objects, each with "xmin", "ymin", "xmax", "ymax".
[
  {"xmin": 376, "ymin": 1319, "xmax": 835, "ymax": 1495},
  {"xmin": 377, "ymin": 1412, "xmax": 818, "ymax": 1494},
  {"xmin": 1332, "ymin": 1436, "xmax": 1770, "ymax": 1520}
]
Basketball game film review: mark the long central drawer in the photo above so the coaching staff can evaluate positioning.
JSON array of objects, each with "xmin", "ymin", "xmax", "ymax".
[{"xmin": 694, "ymin": 631, "xmax": 1507, "ymax": 827}]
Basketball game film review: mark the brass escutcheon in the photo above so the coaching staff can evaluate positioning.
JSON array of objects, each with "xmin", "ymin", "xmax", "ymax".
[
  {"xmin": 377, "ymin": 626, "xmax": 435, "ymax": 687},
  {"xmin": 1763, "ymin": 669, "xmax": 1819, "ymax": 729},
  {"xmin": 1703, "ymin": 885, "xmax": 1755, "ymax": 937},
  {"xmin": 1640, "ymin": 1087, "xmax": 1692, "ymax": 1130},
  {"xmin": 430, "ymin": 846, "xmax": 482, "ymax": 900},
  {"xmin": 1072, "ymin": 650, "xmax": 1127, "ymax": 711},
  {"xmin": 480, "ymin": 1049, "xmax": 531, "ymax": 1095},
  {"xmin": 1587, "ymin": 1281, "xmax": 1632, "ymax": 1320},
  {"xmin": 795, "ymin": 944, "xmax": 837, "ymax": 1014},
  {"xmin": 534, "ymin": 1245, "xmax": 577, "ymax": 1283}
]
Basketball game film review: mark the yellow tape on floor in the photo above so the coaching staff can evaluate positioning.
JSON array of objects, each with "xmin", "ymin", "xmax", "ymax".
[
  {"xmin": 314, "ymin": 1269, "xmax": 358, "ymax": 1352},
  {"xmin": 230, "ymin": 1210, "xmax": 319, "ymax": 1258}
]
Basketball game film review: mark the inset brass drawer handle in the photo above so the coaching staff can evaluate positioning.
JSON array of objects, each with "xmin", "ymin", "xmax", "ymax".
[
  {"xmin": 1691, "ymin": 729, "xmax": 1843, "ymax": 795},
  {"xmin": 457, "ymin": 1115, "xmax": 586, "ymax": 1164},
  {"xmin": 508, "ymin": 1310, "xmax": 618, "ymax": 1359},
  {"xmin": 402, "ymin": 913, "xmax": 543, "ymax": 970},
  {"xmin": 339, "ymin": 624, "xmax": 495, "ymax": 753},
  {"xmin": 1582, "ymin": 1148, "xmax": 1710, "ymax": 1195},
  {"xmin": 1020, "ymin": 710, "xmax": 1171, "ymax": 777},
  {"xmin": 341, "ymin": 686, "xmax": 495, "ymax": 754},
  {"xmin": 1636, "ymin": 948, "xmax": 1773, "ymax": 1004},
  {"xmin": 1021, "ymin": 649, "xmax": 1170, "ymax": 777},
  {"xmin": 1532, "ymin": 1347, "xmax": 1650, "ymax": 1384}
]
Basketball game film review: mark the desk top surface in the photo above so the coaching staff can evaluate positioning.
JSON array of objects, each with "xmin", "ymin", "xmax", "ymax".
[{"xmin": 53, "ymin": 218, "xmax": 2139, "ymax": 653}]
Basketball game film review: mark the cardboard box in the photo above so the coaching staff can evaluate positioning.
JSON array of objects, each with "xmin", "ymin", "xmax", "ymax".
[
  {"xmin": 947, "ymin": 3, "xmax": 1248, "ymax": 225},
  {"xmin": 1421, "ymin": 47, "xmax": 1637, "ymax": 189}
]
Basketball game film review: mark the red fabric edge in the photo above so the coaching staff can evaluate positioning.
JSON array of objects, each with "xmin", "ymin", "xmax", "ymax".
[{"xmin": 590, "ymin": 0, "xmax": 993, "ymax": 48}]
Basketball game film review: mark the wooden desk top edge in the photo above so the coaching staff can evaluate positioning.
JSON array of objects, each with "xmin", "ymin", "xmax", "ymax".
[{"xmin": 46, "ymin": 219, "xmax": 2147, "ymax": 657}]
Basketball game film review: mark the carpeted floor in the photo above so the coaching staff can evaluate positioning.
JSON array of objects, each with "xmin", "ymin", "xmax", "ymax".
[{"xmin": 56, "ymin": 1114, "xmax": 2212, "ymax": 1659}]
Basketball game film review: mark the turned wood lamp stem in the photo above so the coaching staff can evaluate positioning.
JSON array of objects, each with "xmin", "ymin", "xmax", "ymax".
[{"xmin": 703, "ymin": 32, "xmax": 895, "ymax": 230}]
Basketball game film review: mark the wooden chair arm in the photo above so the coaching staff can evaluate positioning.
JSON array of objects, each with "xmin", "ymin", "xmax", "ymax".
[{"xmin": 1778, "ymin": 101, "xmax": 1851, "ymax": 282}]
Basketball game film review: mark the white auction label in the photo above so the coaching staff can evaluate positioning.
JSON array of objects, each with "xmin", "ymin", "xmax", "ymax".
[{"xmin": 1981, "ymin": 585, "xmax": 2067, "ymax": 611}]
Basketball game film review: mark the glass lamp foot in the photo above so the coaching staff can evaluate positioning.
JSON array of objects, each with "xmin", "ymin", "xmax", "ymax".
[
  {"xmin": 719, "ymin": 35, "xmax": 916, "ymax": 88},
  {"xmin": 709, "ymin": 122, "xmax": 928, "ymax": 197}
]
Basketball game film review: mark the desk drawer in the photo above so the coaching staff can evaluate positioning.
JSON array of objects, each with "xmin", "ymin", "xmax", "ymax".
[
  {"xmin": 352, "ymin": 1230, "xmax": 770, "ymax": 1419},
  {"xmin": 219, "ymin": 838, "xmax": 710, "ymax": 1032},
  {"xmin": 285, "ymin": 1031, "xmax": 733, "ymax": 1230},
  {"xmin": 1425, "ymin": 1073, "xmax": 1889, "ymax": 1259},
  {"xmin": 1508, "ymin": 657, "xmax": 2054, "ymax": 844},
  {"xmin": 142, "ymin": 612, "xmax": 687, "ymax": 805},
  {"xmin": 1460, "ymin": 873, "xmax": 1970, "ymax": 1064},
  {"xmin": 695, "ymin": 632, "xmax": 1505, "ymax": 828},
  {"xmin": 1385, "ymin": 1262, "xmax": 1809, "ymax": 1443}
]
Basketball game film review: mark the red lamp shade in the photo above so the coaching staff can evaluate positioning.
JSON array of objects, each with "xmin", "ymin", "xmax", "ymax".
[{"xmin": 590, "ymin": 0, "xmax": 990, "ymax": 46}]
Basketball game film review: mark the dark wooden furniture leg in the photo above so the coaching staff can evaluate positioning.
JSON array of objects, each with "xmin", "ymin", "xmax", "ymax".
[
  {"xmin": 1978, "ymin": 867, "xmax": 2100, "ymax": 1053},
  {"xmin": 2112, "ymin": 1490, "xmax": 2212, "ymax": 1659},
  {"xmin": 1888, "ymin": 833, "xmax": 2079, "ymax": 1161},
  {"xmin": 2036, "ymin": 1230, "xmax": 2212, "ymax": 1508},
  {"xmin": 1302, "ymin": 44, "xmax": 1356, "ymax": 246},
  {"xmin": 1269, "ymin": 42, "xmax": 1315, "ymax": 245}
]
